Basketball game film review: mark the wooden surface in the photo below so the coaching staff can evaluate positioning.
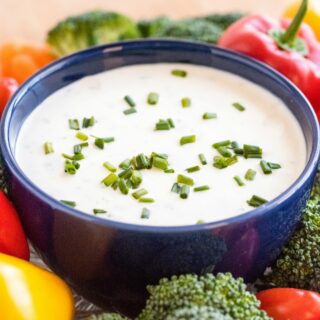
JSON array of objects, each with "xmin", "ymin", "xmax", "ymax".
[{"xmin": 1, "ymin": 0, "xmax": 295, "ymax": 42}]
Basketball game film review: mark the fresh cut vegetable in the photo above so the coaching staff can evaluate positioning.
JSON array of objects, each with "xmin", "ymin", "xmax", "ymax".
[{"xmin": 0, "ymin": 77, "xmax": 18, "ymax": 116}]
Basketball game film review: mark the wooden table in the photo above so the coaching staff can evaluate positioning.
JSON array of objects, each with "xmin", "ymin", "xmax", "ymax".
[{"xmin": 1, "ymin": 0, "xmax": 294, "ymax": 42}]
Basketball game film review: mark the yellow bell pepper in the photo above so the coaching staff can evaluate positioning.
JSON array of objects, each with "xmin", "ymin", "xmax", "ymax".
[
  {"xmin": 283, "ymin": 0, "xmax": 320, "ymax": 41},
  {"xmin": 0, "ymin": 253, "xmax": 74, "ymax": 320}
]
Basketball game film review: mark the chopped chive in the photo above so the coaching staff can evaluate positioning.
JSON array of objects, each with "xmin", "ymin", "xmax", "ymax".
[
  {"xmin": 151, "ymin": 152, "xmax": 168, "ymax": 160},
  {"xmin": 124, "ymin": 95, "xmax": 136, "ymax": 107},
  {"xmin": 103, "ymin": 137, "xmax": 115, "ymax": 143},
  {"xmin": 130, "ymin": 170, "xmax": 143, "ymax": 188},
  {"xmin": 194, "ymin": 185, "xmax": 210, "ymax": 192},
  {"xmin": 171, "ymin": 69, "xmax": 187, "ymax": 77},
  {"xmin": 213, "ymin": 155, "xmax": 238, "ymax": 169},
  {"xmin": 119, "ymin": 178, "xmax": 129, "ymax": 195},
  {"xmin": 72, "ymin": 161, "xmax": 80, "ymax": 170},
  {"xmin": 62, "ymin": 153, "xmax": 85, "ymax": 161},
  {"xmin": 111, "ymin": 181, "xmax": 119, "ymax": 190},
  {"xmin": 260, "ymin": 160, "xmax": 272, "ymax": 175},
  {"xmin": 82, "ymin": 116, "xmax": 95, "ymax": 128},
  {"xmin": 62, "ymin": 153, "xmax": 73, "ymax": 160},
  {"xmin": 177, "ymin": 174, "xmax": 194, "ymax": 186},
  {"xmin": 167, "ymin": 118, "xmax": 175, "ymax": 128},
  {"xmin": 95, "ymin": 138, "xmax": 105, "ymax": 149},
  {"xmin": 141, "ymin": 208, "xmax": 150, "ymax": 219},
  {"xmin": 93, "ymin": 209, "xmax": 107, "ymax": 214},
  {"xmin": 216, "ymin": 146, "xmax": 232, "ymax": 158},
  {"xmin": 147, "ymin": 92, "xmax": 159, "ymax": 105},
  {"xmin": 234, "ymin": 175, "xmax": 245, "ymax": 187},
  {"xmin": 164, "ymin": 168, "xmax": 175, "ymax": 174},
  {"xmin": 152, "ymin": 156, "xmax": 168, "ymax": 170},
  {"xmin": 198, "ymin": 153, "xmax": 207, "ymax": 165},
  {"xmin": 64, "ymin": 161, "xmax": 77, "ymax": 175},
  {"xmin": 232, "ymin": 102, "xmax": 246, "ymax": 112},
  {"xmin": 171, "ymin": 183, "xmax": 181, "ymax": 193},
  {"xmin": 243, "ymin": 144, "xmax": 263, "ymax": 159},
  {"xmin": 103, "ymin": 161, "xmax": 117, "ymax": 173},
  {"xmin": 132, "ymin": 188, "xmax": 148, "ymax": 199},
  {"xmin": 186, "ymin": 165, "xmax": 200, "ymax": 173},
  {"xmin": 123, "ymin": 108, "xmax": 137, "ymax": 115},
  {"xmin": 60, "ymin": 200, "xmax": 76, "ymax": 207},
  {"xmin": 44, "ymin": 142, "xmax": 54, "ymax": 155},
  {"xmin": 79, "ymin": 142, "xmax": 89, "ymax": 148},
  {"xmin": 245, "ymin": 169, "xmax": 256, "ymax": 181},
  {"xmin": 118, "ymin": 168, "xmax": 133, "ymax": 179},
  {"xmin": 234, "ymin": 148, "xmax": 244, "ymax": 155},
  {"xmin": 180, "ymin": 135, "xmax": 196, "ymax": 146},
  {"xmin": 119, "ymin": 159, "xmax": 131, "ymax": 170},
  {"xmin": 231, "ymin": 141, "xmax": 240, "ymax": 149},
  {"xmin": 180, "ymin": 185, "xmax": 190, "ymax": 199},
  {"xmin": 73, "ymin": 144, "xmax": 82, "ymax": 154},
  {"xmin": 69, "ymin": 119, "xmax": 80, "ymax": 130},
  {"xmin": 212, "ymin": 140, "xmax": 231, "ymax": 148},
  {"xmin": 76, "ymin": 132, "xmax": 88, "ymax": 141},
  {"xmin": 102, "ymin": 173, "xmax": 118, "ymax": 186},
  {"xmin": 139, "ymin": 197, "xmax": 155, "ymax": 203},
  {"xmin": 247, "ymin": 195, "xmax": 268, "ymax": 207},
  {"xmin": 181, "ymin": 97, "xmax": 191, "ymax": 108},
  {"xmin": 133, "ymin": 153, "xmax": 150, "ymax": 170},
  {"xmin": 268, "ymin": 162, "xmax": 282, "ymax": 169},
  {"xmin": 126, "ymin": 180, "xmax": 133, "ymax": 189},
  {"xmin": 203, "ymin": 112, "xmax": 217, "ymax": 120},
  {"xmin": 155, "ymin": 120, "xmax": 171, "ymax": 130}
]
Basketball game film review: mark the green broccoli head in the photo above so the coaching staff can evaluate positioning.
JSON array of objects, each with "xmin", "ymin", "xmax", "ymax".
[
  {"xmin": 201, "ymin": 13, "xmax": 245, "ymax": 30},
  {"xmin": 137, "ymin": 273, "xmax": 271, "ymax": 320},
  {"xmin": 165, "ymin": 307, "xmax": 233, "ymax": 320},
  {"xmin": 87, "ymin": 313, "xmax": 128, "ymax": 320},
  {"xmin": 47, "ymin": 11, "xmax": 140, "ymax": 57},
  {"xmin": 137, "ymin": 17, "xmax": 172, "ymax": 38}
]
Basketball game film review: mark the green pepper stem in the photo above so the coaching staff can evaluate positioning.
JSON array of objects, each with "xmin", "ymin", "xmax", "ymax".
[{"xmin": 282, "ymin": 0, "xmax": 308, "ymax": 44}]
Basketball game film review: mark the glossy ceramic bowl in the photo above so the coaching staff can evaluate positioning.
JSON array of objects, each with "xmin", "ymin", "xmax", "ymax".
[{"xmin": 1, "ymin": 40, "xmax": 319, "ymax": 316}]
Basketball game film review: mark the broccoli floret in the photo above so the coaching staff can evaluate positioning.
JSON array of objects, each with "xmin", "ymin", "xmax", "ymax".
[
  {"xmin": 137, "ymin": 17, "xmax": 172, "ymax": 38},
  {"xmin": 200, "ymin": 13, "xmax": 245, "ymax": 30},
  {"xmin": 165, "ymin": 307, "xmax": 232, "ymax": 320},
  {"xmin": 136, "ymin": 273, "xmax": 271, "ymax": 320},
  {"xmin": 87, "ymin": 313, "xmax": 128, "ymax": 320},
  {"xmin": 47, "ymin": 11, "xmax": 140, "ymax": 57}
]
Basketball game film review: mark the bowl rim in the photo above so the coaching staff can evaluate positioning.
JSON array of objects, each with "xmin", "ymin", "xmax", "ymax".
[{"xmin": 1, "ymin": 39, "xmax": 319, "ymax": 233}]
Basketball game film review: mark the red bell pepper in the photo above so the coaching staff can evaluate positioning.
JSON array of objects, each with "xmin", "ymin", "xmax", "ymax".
[
  {"xmin": 257, "ymin": 288, "xmax": 320, "ymax": 320},
  {"xmin": 218, "ymin": 0, "xmax": 320, "ymax": 121},
  {"xmin": 0, "ymin": 191, "xmax": 29, "ymax": 260},
  {"xmin": 0, "ymin": 77, "xmax": 18, "ymax": 117}
]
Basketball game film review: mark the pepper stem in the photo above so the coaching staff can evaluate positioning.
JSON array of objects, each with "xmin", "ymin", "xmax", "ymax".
[{"xmin": 282, "ymin": 0, "xmax": 308, "ymax": 44}]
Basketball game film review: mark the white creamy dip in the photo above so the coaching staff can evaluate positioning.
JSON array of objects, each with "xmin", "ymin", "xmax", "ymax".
[{"xmin": 16, "ymin": 63, "xmax": 306, "ymax": 226}]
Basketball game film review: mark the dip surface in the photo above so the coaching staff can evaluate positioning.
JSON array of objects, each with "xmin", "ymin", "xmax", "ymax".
[{"xmin": 16, "ymin": 63, "xmax": 306, "ymax": 226}]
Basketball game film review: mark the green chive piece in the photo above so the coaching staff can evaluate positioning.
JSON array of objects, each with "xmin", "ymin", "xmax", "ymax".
[
  {"xmin": 213, "ymin": 140, "xmax": 231, "ymax": 148},
  {"xmin": 133, "ymin": 153, "xmax": 150, "ymax": 170},
  {"xmin": 44, "ymin": 142, "xmax": 54, "ymax": 155},
  {"xmin": 69, "ymin": 119, "xmax": 80, "ymax": 130},
  {"xmin": 151, "ymin": 152, "xmax": 168, "ymax": 160},
  {"xmin": 180, "ymin": 135, "xmax": 196, "ymax": 146},
  {"xmin": 198, "ymin": 153, "xmax": 207, "ymax": 165},
  {"xmin": 260, "ymin": 160, "xmax": 272, "ymax": 174},
  {"xmin": 119, "ymin": 178, "xmax": 129, "ymax": 195},
  {"xmin": 130, "ymin": 170, "xmax": 143, "ymax": 188},
  {"xmin": 177, "ymin": 174, "xmax": 194, "ymax": 186},
  {"xmin": 147, "ymin": 92, "xmax": 159, "ymax": 105},
  {"xmin": 123, "ymin": 108, "xmax": 137, "ymax": 115},
  {"xmin": 232, "ymin": 102, "xmax": 246, "ymax": 112},
  {"xmin": 111, "ymin": 181, "xmax": 119, "ymax": 190},
  {"xmin": 167, "ymin": 118, "xmax": 175, "ymax": 128},
  {"xmin": 132, "ymin": 188, "xmax": 148, "ymax": 199},
  {"xmin": 139, "ymin": 197, "xmax": 155, "ymax": 203},
  {"xmin": 268, "ymin": 162, "xmax": 282, "ymax": 169},
  {"xmin": 180, "ymin": 185, "xmax": 190, "ymax": 199},
  {"xmin": 62, "ymin": 153, "xmax": 73, "ymax": 160},
  {"xmin": 245, "ymin": 169, "xmax": 256, "ymax": 181},
  {"xmin": 216, "ymin": 146, "xmax": 232, "ymax": 158},
  {"xmin": 231, "ymin": 141, "xmax": 240, "ymax": 149},
  {"xmin": 60, "ymin": 200, "xmax": 76, "ymax": 207},
  {"xmin": 247, "ymin": 195, "xmax": 268, "ymax": 207},
  {"xmin": 118, "ymin": 168, "xmax": 133, "ymax": 179},
  {"xmin": 181, "ymin": 97, "xmax": 191, "ymax": 108},
  {"xmin": 73, "ymin": 144, "xmax": 82, "ymax": 154},
  {"xmin": 243, "ymin": 144, "xmax": 263, "ymax": 159},
  {"xmin": 164, "ymin": 168, "xmax": 175, "ymax": 174},
  {"xmin": 80, "ymin": 142, "xmax": 89, "ymax": 148},
  {"xmin": 103, "ymin": 161, "xmax": 117, "ymax": 173},
  {"xmin": 124, "ymin": 95, "xmax": 136, "ymax": 107},
  {"xmin": 76, "ymin": 132, "xmax": 88, "ymax": 141},
  {"xmin": 234, "ymin": 175, "xmax": 245, "ymax": 187},
  {"xmin": 171, "ymin": 69, "xmax": 187, "ymax": 77},
  {"xmin": 234, "ymin": 148, "xmax": 244, "ymax": 155},
  {"xmin": 93, "ymin": 209, "xmax": 107, "ymax": 214},
  {"xmin": 126, "ymin": 180, "xmax": 133, "ymax": 189},
  {"xmin": 171, "ymin": 183, "xmax": 181, "ymax": 193},
  {"xmin": 141, "ymin": 208, "xmax": 150, "ymax": 219},
  {"xmin": 119, "ymin": 159, "xmax": 131, "ymax": 170},
  {"xmin": 62, "ymin": 153, "xmax": 85, "ymax": 161},
  {"xmin": 72, "ymin": 161, "xmax": 80, "ymax": 170},
  {"xmin": 95, "ymin": 138, "xmax": 105, "ymax": 149},
  {"xmin": 194, "ymin": 185, "xmax": 210, "ymax": 192},
  {"xmin": 213, "ymin": 155, "xmax": 238, "ymax": 169},
  {"xmin": 203, "ymin": 112, "xmax": 217, "ymax": 120},
  {"xmin": 64, "ymin": 160, "xmax": 77, "ymax": 175},
  {"xmin": 102, "ymin": 173, "xmax": 118, "ymax": 186},
  {"xmin": 155, "ymin": 120, "xmax": 171, "ymax": 131},
  {"xmin": 82, "ymin": 116, "xmax": 95, "ymax": 128},
  {"xmin": 152, "ymin": 156, "xmax": 168, "ymax": 170},
  {"xmin": 186, "ymin": 165, "xmax": 200, "ymax": 173}
]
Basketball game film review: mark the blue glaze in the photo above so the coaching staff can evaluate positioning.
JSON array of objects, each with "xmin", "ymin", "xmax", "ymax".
[{"xmin": 0, "ymin": 40, "xmax": 319, "ymax": 316}]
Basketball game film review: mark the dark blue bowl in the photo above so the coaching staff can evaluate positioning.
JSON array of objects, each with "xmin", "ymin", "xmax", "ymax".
[{"xmin": 1, "ymin": 40, "xmax": 319, "ymax": 316}]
